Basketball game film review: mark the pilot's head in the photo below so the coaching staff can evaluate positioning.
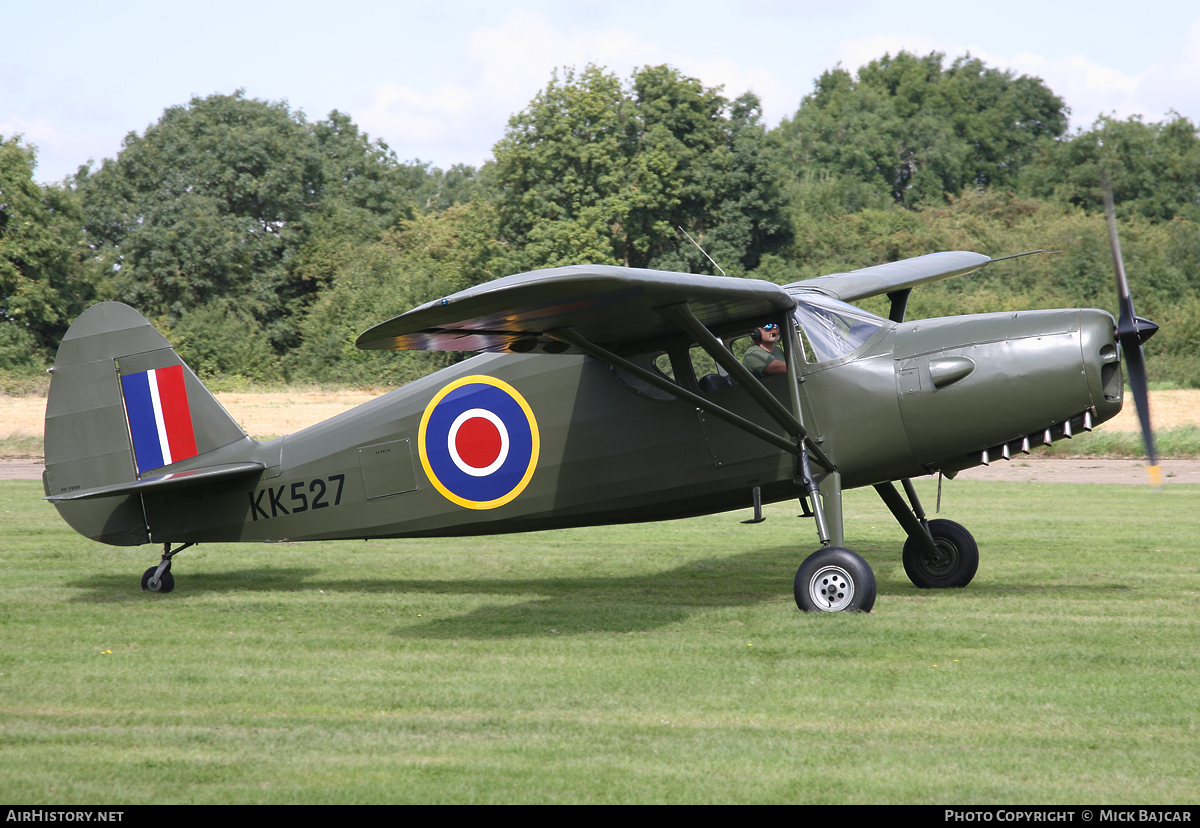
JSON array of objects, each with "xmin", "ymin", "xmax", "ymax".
[{"xmin": 752, "ymin": 323, "xmax": 780, "ymax": 345}]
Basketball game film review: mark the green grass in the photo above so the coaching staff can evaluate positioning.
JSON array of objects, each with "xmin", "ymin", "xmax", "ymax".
[{"xmin": 1, "ymin": 478, "xmax": 1198, "ymax": 804}]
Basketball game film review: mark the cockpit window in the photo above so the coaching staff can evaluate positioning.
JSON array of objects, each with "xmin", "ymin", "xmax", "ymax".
[{"xmin": 793, "ymin": 296, "xmax": 886, "ymax": 362}]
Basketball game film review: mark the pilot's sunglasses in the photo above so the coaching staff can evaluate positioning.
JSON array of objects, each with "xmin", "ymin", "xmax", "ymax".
[{"xmin": 763, "ymin": 324, "xmax": 779, "ymax": 331}]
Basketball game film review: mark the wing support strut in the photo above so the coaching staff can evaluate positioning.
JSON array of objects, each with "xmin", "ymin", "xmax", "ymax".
[
  {"xmin": 668, "ymin": 300, "xmax": 838, "ymax": 542},
  {"xmin": 548, "ymin": 306, "xmax": 841, "ymax": 548},
  {"xmin": 660, "ymin": 304, "xmax": 805, "ymax": 438},
  {"xmin": 779, "ymin": 309, "xmax": 835, "ymax": 546},
  {"xmin": 656, "ymin": 303, "xmax": 834, "ymax": 472},
  {"xmin": 547, "ymin": 327, "xmax": 805, "ymax": 459}
]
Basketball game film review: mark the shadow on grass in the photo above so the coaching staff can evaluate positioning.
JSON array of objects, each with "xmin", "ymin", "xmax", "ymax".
[
  {"xmin": 64, "ymin": 545, "xmax": 1131, "ymax": 637},
  {"xmin": 66, "ymin": 547, "xmax": 799, "ymax": 636}
]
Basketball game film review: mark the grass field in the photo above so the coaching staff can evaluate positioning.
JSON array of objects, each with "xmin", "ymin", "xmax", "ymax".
[{"xmin": 1, "ymin": 477, "xmax": 1197, "ymax": 804}]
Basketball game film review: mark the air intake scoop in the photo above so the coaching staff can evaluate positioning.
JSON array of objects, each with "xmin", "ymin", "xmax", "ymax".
[{"xmin": 929, "ymin": 357, "xmax": 975, "ymax": 389}]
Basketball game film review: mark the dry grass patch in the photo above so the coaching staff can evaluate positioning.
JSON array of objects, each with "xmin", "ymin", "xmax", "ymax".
[
  {"xmin": 1104, "ymin": 390, "xmax": 1200, "ymax": 431},
  {"xmin": 0, "ymin": 389, "xmax": 383, "ymax": 456},
  {"xmin": 211, "ymin": 390, "xmax": 380, "ymax": 439}
]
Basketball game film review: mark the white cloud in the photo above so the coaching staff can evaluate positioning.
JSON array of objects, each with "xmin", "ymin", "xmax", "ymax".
[
  {"xmin": 827, "ymin": 33, "xmax": 947, "ymax": 76},
  {"xmin": 350, "ymin": 8, "xmax": 799, "ymax": 167},
  {"xmin": 991, "ymin": 21, "xmax": 1200, "ymax": 130},
  {"xmin": 671, "ymin": 54, "xmax": 801, "ymax": 121},
  {"xmin": 1123, "ymin": 15, "xmax": 1200, "ymax": 125},
  {"xmin": 829, "ymin": 18, "xmax": 1200, "ymax": 132},
  {"xmin": 353, "ymin": 82, "xmax": 476, "ymax": 149},
  {"xmin": 0, "ymin": 115, "xmax": 108, "ymax": 180},
  {"xmin": 352, "ymin": 10, "xmax": 662, "ymax": 164},
  {"xmin": 994, "ymin": 51, "xmax": 1142, "ymax": 129}
]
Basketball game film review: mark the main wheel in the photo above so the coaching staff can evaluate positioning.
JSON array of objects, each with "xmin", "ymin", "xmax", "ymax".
[
  {"xmin": 794, "ymin": 547, "xmax": 876, "ymax": 613},
  {"xmin": 902, "ymin": 519, "xmax": 978, "ymax": 589},
  {"xmin": 141, "ymin": 565, "xmax": 175, "ymax": 594}
]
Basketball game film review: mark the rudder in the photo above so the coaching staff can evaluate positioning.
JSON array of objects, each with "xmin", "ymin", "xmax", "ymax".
[{"xmin": 44, "ymin": 303, "xmax": 248, "ymax": 545}]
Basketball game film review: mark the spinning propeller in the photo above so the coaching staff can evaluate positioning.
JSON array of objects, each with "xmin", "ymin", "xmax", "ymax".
[{"xmin": 1101, "ymin": 174, "xmax": 1163, "ymax": 488}]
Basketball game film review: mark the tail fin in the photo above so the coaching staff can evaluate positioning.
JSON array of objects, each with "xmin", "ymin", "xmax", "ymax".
[{"xmin": 44, "ymin": 303, "xmax": 250, "ymax": 545}]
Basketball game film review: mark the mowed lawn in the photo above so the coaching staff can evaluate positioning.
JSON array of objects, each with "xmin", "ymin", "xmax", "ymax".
[{"xmin": 1, "ymin": 477, "xmax": 1197, "ymax": 804}]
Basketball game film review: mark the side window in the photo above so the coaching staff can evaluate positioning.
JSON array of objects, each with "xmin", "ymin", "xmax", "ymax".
[
  {"xmin": 689, "ymin": 345, "xmax": 722, "ymax": 382},
  {"xmin": 732, "ymin": 325, "xmax": 806, "ymax": 369},
  {"xmin": 792, "ymin": 297, "xmax": 886, "ymax": 362},
  {"xmin": 611, "ymin": 350, "xmax": 678, "ymax": 402},
  {"xmin": 652, "ymin": 353, "xmax": 676, "ymax": 382},
  {"xmin": 797, "ymin": 327, "xmax": 817, "ymax": 363},
  {"xmin": 690, "ymin": 343, "xmax": 750, "ymax": 393},
  {"xmin": 729, "ymin": 335, "xmax": 754, "ymax": 363}
]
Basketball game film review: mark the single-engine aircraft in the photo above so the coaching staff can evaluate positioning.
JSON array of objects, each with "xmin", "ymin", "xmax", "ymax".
[{"xmin": 42, "ymin": 205, "xmax": 1160, "ymax": 612}]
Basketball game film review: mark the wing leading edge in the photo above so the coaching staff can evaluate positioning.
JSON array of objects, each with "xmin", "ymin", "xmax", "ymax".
[
  {"xmin": 355, "ymin": 265, "xmax": 796, "ymax": 355},
  {"xmin": 785, "ymin": 251, "xmax": 991, "ymax": 303},
  {"xmin": 355, "ymin": 252, "xmax": 993, "ymax": 355}
]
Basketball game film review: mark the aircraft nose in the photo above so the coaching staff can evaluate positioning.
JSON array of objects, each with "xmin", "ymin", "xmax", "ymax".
[
  {"xmin": 1079, "ymin": 309, "xmax": 1123, "ymax": 427},
  {"xmin": 894, "ymin": 308, "xmax": 1126, "ymax": 475}
]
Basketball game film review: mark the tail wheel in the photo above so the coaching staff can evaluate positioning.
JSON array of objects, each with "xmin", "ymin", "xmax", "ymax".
[
  {"xmin": 141, "ymin": 565, "xmax": 175, "ymax": 594},
  {"xmin": 794, "ymin": 547, "xmax": 876, "ymax": 613},
  {"xmin": 902, "ymin": 519, "xmax": 978, "ymax": 588}
]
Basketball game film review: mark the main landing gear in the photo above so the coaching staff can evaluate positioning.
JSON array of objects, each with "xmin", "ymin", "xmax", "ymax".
[
  {"xmin": 902, "ymin": 519, "xmax": 979, "ymax": 589},
  {"xmin": 141, "ymin": 542, "xmax": 195, "ymax": 594},
  {"xmin": 791, "ymin": 475, "xmax": 979, "ymax": 612},
  {"xmin": 874, "ymin": 479, "xmax": 979, "ymax": 590},
  {"xmin": 793, "ymin": 469, "xmax": 878, "ymax": 613},
  {"xmin": 794, "ymin": 547, "xmax": 877, "ymax": 612}
]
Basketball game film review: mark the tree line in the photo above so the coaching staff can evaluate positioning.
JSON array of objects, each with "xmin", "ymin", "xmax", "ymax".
[{"xmin": 3, "ymin": 51, "xmax": 1199, "ymax": 388}]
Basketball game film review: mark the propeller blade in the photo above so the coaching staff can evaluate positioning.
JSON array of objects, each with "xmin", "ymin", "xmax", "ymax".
[{"xmin": 1102, "ymin": 174, "xmax": 1162, "ymax": 487}]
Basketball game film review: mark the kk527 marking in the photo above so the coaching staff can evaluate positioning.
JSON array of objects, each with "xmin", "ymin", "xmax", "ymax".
[{"xmin": 249, "ymin": 474, "xmax": 345, "ymax": 521}]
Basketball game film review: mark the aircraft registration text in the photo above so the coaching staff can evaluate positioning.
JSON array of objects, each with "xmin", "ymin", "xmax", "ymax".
[{"xmin": 249, "ymin": 474, "xmax": 346, "ymax": 521}]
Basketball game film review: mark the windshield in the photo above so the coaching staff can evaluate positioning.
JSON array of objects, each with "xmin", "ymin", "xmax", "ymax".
[{"xmin": 793, "ymin": 296, "xmax": 886, "ymax": 362}]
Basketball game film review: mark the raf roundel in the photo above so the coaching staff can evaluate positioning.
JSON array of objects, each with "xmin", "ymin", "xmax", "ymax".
[{"xmin": 418, "ymin": 376, "xmax": 540, "ymax": 509}]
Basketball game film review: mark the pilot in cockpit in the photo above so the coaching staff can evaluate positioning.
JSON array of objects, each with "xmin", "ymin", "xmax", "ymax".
[{"xmin": 742, "ymin": 324, "xmax": 787, "ymax": 377}]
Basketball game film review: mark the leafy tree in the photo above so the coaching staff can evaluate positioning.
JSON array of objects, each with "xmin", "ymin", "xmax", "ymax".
[
  {"xmin": 492, "ymin": 64, "xmax": 791, "ymax": 275},
  {"xmin": 778, "ymin": 52, "xmax": 1068, "ymax": 207},
  {"xmin": 78, "ymin": 93, "xmax": 325, "ymax": 332},
  {"xmin": 77, "ymin": 92, "xmax": 440, "ymax": 353},
  {"xmin": 289, "ymin": 201, "xmax": 503, "ymax": 385},
  {"xmin": 0, "ymin": 136, "xmax": 97, "ymax": 367},
  {"xmin": 166, "ymin": 298, "xmax": 280, "ymax": 383},
  {"xmin": 1019, "ymin": 113, "xmax": 1200, "ymax": 222}
]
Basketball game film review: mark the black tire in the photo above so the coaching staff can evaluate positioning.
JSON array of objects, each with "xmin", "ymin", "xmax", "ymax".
[
  {"xmin": 794, "ymin": 547, "xmax": 876, "ymax": 613},
  {"xmin": 902, "ymin": 519, "xmax": 978, "ymax": 589},
  {"xmin": 141, "ymin": 564, "xmax": 175, "ymax": 594}
]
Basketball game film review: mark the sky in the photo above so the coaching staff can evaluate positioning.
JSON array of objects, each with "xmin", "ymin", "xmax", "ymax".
[{"xmin": 4, "ymin": 0, "xmax": 1200, "ymax": 183}]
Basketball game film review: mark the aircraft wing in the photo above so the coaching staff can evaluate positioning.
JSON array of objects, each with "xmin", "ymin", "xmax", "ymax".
[
  {"xmin": 355, "ymin": 265, "xmax": 795, "ymax": 354},
  {"xmin": 785, "ymin": 251, "xmax": 991, "ymax": 303}
]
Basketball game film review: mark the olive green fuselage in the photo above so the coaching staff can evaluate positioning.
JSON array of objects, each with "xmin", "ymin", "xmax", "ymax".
[{"xmin": 119, "ymin": 307, "xmax": 1120, "ymax": 546}]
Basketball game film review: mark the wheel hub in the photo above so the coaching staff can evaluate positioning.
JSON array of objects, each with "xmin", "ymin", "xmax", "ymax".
[
  {"xmin": 807, "ymin": 565, "xmax": 855, "ymax": 612},
  {"xmin": 920, "ymin": 539, "xmax": 960, "ymax": 579}
]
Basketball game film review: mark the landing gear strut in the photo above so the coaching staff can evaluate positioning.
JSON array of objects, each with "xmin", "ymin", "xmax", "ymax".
[
  {"xmin": 792, "ymin": 469, "xmax": 877, "ymax": 613},
  {"xmin": 141, "ymin": 542, "xmax": 195, "ymax": 594},
  {"xmin": 875, "ymin": 480, "xmax": 979, "ymax": 589}
]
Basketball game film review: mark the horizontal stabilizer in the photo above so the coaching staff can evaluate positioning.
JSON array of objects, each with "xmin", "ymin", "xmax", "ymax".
[
  {"xmin": 44, "ymin": 461, "xmax": 265, "ymax": 503},
  {"xmin": 787, "ymin": 251, "xmax": 991, "ymax": 303},
  {"xmin": 355, "ymin": 265, "xmax": 795, "ymax": 355}
]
